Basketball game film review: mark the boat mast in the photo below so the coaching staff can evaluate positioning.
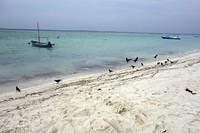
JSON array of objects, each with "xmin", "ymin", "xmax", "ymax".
[{"xmin": 37, "ymin": 22, "xmax": 40, "ymax": 43}]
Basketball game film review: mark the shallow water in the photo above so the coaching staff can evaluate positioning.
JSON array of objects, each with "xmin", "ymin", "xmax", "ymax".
[{"xmin": 0, "ymin": 29, "xmax": 200, "ymax": 92}]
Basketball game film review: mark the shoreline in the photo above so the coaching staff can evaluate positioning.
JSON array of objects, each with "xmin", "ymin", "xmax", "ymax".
[
  {"xmin": 0, "ymin": 49, "xmax": 194, "ymax": 94},
  {"xmin": 0, "ymin": 51, "xmax": 200, "ymax": 132}
]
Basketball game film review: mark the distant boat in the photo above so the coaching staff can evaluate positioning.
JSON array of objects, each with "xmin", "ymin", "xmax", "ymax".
[
  {"xmin": 30, "ymin": 22, "xmax": 55, "ymax": 48},
  {"xmin": 161, "ymin": 35, "xmax": 181, "ymax": 40}
]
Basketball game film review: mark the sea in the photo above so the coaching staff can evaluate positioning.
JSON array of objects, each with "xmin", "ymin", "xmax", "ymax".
[{"xmin": 0, "ymin": 29, "xmax": 200, "ymax": 93}]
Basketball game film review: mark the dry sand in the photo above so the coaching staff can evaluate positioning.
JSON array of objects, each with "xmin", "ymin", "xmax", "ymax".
[{"xmin": 0, "ymin": 53, "xmax": 200, "ymax": 133}]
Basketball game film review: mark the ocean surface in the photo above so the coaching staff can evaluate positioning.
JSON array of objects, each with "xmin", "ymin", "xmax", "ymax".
[{"xmin": 0, "ymin": 29, "xmax": 200, "ymax": 92}]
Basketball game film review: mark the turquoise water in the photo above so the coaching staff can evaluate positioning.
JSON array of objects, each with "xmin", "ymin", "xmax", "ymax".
[{"xmin": 0, "ymin": 29, "xmax": 200, "ymax": 91}]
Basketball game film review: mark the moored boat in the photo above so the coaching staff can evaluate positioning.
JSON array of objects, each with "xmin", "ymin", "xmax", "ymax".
[
  {"xmin": 31, "ymin": 41, "xmax": 54, "ymax": 48},
  {"xmin": 161, "ymin": 35, "xmax": 181, "ymax": 40},
  {"xmin": 30, "ymin": 23, "xmax": 55, "ymax": 48}
]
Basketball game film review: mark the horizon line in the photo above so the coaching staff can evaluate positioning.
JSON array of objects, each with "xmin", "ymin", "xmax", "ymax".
[{"xmin": 0, "ymin": 27, "xmax": 199, "ymax": 35}]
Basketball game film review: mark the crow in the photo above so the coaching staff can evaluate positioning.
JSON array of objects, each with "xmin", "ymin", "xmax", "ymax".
[
  {"xmin": 154, "ymin": 54, "xmax": 158, "ymax": 59},
  {"xmin": 126, "ymin": 57, "xmax": 132, "ymax": 63},
  {"xmin": 16, "ymin": 86, "xmax": 21, "ymax": 92},
  {"xmin": 131, "ymin": 65, "xmax": 135, "ymax": 68},
  {"xmin": 133, "ymin": 57, "xmax": 138, "ymax": 62},
  {"xmin": 109, "ymin": 69, "xmax": 113, "ymax": 72},
  {"xmin": 185, "ymin": 88, "xmax": 196, "ymax": 95},
  {"xmin": 54, "ymin": 79, "xmax": 61, "ymax": 84}
]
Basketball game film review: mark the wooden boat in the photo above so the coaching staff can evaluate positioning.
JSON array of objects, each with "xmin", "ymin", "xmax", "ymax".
[
  {"xmin": 30, "ymin": 23, "xmax": 55, "ymax": 48},
  {"xmin": 161, "ymin": 35, "xmax": 181, "ymax": 40}
]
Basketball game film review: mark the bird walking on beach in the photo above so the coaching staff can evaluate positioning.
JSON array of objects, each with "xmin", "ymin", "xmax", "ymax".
[
  {"xmin": 126, "ymin": 57, "xmax": 132, "ymax": 63},
  {"xmin": 54, "ymin": 79, "xmax": 61, "ymax": 84},
  {"xmin": 109, "ymin": 69, "xmax": 113, "ymax": 73},
  {"xmin": 131, "ymin": 65, "xmax": 135, "ymax": 68},
  {"xmin": 185, "ymin": 88, "xmax": 197, "ymax": 95},
  {"xmin": 154, "ymin": 54, "xmax": 158, "ymax": 59},
  {"xmin": 141, "ymin": 63, "xmax": 144, "ymax": 66},
  {"xmin": 16, "ymin": 86, "xmax": 21, "ymax": 92},
  {"xmin": 133, "ymin": 57, "xmax": 138, "ymax": 62}
]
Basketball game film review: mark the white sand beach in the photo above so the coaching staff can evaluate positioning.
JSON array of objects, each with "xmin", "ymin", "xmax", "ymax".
[{"xmin": 0, "ymin": 53, "xmax": 200, "ymax": 133}]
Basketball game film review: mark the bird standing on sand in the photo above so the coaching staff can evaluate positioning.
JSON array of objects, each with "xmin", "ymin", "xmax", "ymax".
[
  {"xmin": 54, "ymin": 79, "xmax": 61, "ymax": 84},
  {"xmin": 16, "ymin": 86, "xmax": 21, "ymax": 92},
  {"xmin": 141, "ymin": 63, "xmax": 144, "ymax": 66},
  {"xmin": 109, "ymin": 69, "xmax": 113, "ymax": 72},
  {"xmin": 133, "ymin": 57, "xmax": 138, "ymax": 62},
  {"xmin": 185, "ymin": 88, "xmax": 196, "ymax": 95},
  {"xmin": 154, "ymin": 54, "xmax": 158, "ymax": 59},
  {"xmin": 131, "ymin": 65, "xmax": 135, "ymax": 68},
  {"xmin": 126, "ymin": 57, "xmax": 132, "ymax": 63}
]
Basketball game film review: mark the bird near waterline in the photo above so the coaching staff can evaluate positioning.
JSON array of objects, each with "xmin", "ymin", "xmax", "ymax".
[
  {"xmin": 141, "ymin": 63, "xmax": 144, "ymax": 66},
  {"xmin": 126, "ymin": 57, "xmax": 132, "ymax": 63},
  {"xmin": 16, "ymin": 86, "xmax": 21, "ymax": 92},
  {"xmin": 133, "ymin": 57, "xmax": 138, "ymax": 62},
  {"xmin": 154, "ymin": 54, "xmax": 158, "ymax": 59},
  {"xmin": 131, "ymin": 65, "xmax": 135, "ymax": 68},
  {"xmin": 157, "ymin": 62, "xmax": 160, "ymax": 65},
  {"xmin": 109, "ymin": 69, "xmax": 113, "ymax": 73},
  {"xmin": 54, "ymin": 79, "xmax": 61, "ymax": 84}
]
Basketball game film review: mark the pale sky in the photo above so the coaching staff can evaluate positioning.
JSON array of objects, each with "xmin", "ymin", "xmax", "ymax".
[{"xmin": 0, "ymin": 0, "xmax": 200, "ymax": 34}]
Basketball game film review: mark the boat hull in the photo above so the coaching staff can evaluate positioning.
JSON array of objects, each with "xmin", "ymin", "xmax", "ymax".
[
  {"xmin": 31, "ymin": 42, "xmax": 53, "ymax": 48},
  {"xmin": 161, "ymin": 36, "xmax": 181, "ymax": 40}
]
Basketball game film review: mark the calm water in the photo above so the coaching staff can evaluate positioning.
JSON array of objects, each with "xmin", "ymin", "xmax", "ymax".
[{"xmin": 0, "ymin": 29, "xmax": 200, "ymax": 92}]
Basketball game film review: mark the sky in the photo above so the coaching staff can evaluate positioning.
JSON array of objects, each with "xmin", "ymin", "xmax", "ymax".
[{"xmin": 0, "ymin": 0, "xmax": 200, "ymax": 34}]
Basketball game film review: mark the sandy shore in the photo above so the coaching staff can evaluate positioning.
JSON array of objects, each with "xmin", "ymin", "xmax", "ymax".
[{"xmin": 0, "ymin": 53, "xmax": 200, "ymax": 133}]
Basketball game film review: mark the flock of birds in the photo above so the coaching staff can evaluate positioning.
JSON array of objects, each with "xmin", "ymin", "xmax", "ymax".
[
  {"xmin": 108, "ymin": 54, "xmax": 168, "ymax": 73},
  {"xmin": 14, "ymin": 54, "xmax": 169, "ymax": 92},
  {"xmin": 15, "ymin": 54, "xmax": 197, "ymax": 95}
]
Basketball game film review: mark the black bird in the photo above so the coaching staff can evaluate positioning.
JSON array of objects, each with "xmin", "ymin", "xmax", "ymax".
[
  {"xmin": 161, "ymin": 62, "xmax": 164, "ymax": 66},
  {"xmin": 170, "ymin": 61, "xmax": 174, "ymax": 64},
  {"xmin": 131, "ymin": 65, "xmax": 135, "ymax": 68},
  {"xmin": 133, "ymin": 57, "xmax": 138, "ymax": 62},
  {"xmin": 16, "ymin": 86, "xmax": 21, "ymax": 92},
  {"xmin": 141, "ymin": 63, "xmax": 144, "ymax": 66},
  {"xmin": 109, "ymin": 69, "xmax": 113, "ymax": 72},
  {"xmin": 154, "ymin": 54, "xmax": 158, "ymax": 59},
  {"xmin": 167, "ymin": 59, "xmax": 170, "ymax": 62},
  {"xmin": 54, "ymin": 79, "xmax": 61, "ymax": 84},
  {"xmin": 126, "ymin": 57, "xmax": 132, "ymax": 63},
  {"xmin": 164, "ymin": 61, "xmax": 168, "ymax": 64},
  {"xmin": 185, "ymin": 88, "xmax": 197, "ymax": 95},
  {"xmin": 157, "ymin": 62, "xmax": 160, "ymax": 65}
]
